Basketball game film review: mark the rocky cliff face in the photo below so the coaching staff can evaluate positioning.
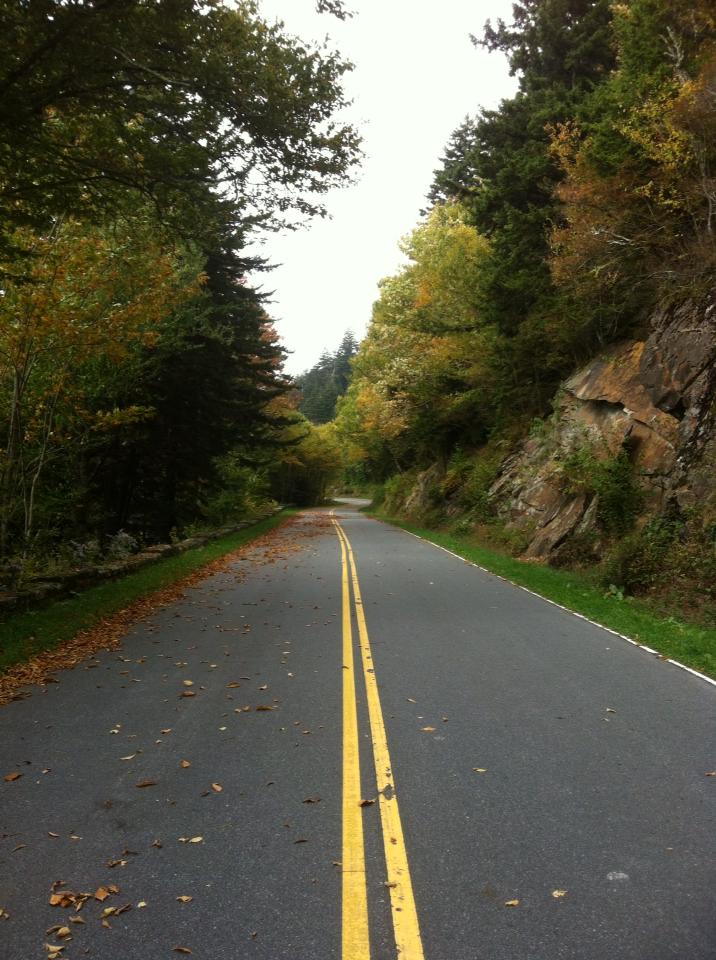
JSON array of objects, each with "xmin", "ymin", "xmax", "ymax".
[{"xmin": 489, "ymin": 295, "xmax": 716, "ymax": 560}]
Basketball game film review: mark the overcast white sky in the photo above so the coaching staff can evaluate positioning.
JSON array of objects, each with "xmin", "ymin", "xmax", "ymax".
[{"xmin": 253, "ymin": 0, "xmax": 518, "ymax": 375}]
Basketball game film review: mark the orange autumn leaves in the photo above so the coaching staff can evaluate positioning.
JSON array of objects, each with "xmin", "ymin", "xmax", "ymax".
[{"xmin": 549, "ymin": 3, "xmax": 716, "ymax": 300}]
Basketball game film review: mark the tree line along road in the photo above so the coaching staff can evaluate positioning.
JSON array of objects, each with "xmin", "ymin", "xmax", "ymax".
[{"xmin": 1, "ymin": 501, "xmax": 714, "ymax": 959}]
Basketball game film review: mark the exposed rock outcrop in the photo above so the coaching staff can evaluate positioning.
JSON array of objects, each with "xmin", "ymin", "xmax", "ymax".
[
  {"xmin": 402, "ymin": 462, "xmax": 443, "ymax": 516},
  {"xmin": 489, "ymin": 295, "xmax": 716, "ymax": 560}
]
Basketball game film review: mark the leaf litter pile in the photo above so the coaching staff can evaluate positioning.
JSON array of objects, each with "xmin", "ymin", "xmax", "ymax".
[{"xmin": 0, "ymin": 516, "xmax": 309, "ymax": 707}]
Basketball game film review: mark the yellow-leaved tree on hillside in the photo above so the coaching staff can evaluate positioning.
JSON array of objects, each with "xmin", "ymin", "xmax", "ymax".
[
  {"xmin": 0, "ymin": 216, "xmax": 201, "ymax": 555},
  {"xmin": 336, "ymin": 203, "xmax": 496, "ymax": 476}
]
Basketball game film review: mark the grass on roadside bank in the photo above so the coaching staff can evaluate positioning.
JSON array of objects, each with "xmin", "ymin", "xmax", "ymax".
[
  {"xmin": 370, "ymin": 513, "xmax": 716, "ymax": 682},
  {"xmin": 0, "ymin": 510, "xmax": 295, "ymax": 676}
]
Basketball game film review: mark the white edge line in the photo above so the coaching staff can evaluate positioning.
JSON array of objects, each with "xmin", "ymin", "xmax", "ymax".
[{"xmin": 388, "ymin": 524, "xmax": 716, "ymax": 691}]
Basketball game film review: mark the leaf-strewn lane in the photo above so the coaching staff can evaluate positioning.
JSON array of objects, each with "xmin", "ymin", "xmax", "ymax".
[{"xmin": 0, "ymin": 514, "xmax": 376, "ymax": 959}]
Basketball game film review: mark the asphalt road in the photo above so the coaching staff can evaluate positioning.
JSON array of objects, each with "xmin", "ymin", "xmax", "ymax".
[{"xmin": 1, "ymin": 502, "xmax": 714, "ymax": 960}]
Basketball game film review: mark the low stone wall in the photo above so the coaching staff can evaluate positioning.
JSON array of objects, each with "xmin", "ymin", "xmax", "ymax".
[{"xmin": 0, "ymin": 508, "xmax": 284, "ymax": 616}]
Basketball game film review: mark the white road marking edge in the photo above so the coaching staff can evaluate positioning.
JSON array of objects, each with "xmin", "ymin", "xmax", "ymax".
[{"xmin": 392, "ymin": 524, "xmax": 716, "ymax": 690}]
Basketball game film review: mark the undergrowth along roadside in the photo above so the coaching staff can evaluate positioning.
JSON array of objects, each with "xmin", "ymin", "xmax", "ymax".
[
  {"xmin": 371, "ymin": 513, "xmax": 716, "ymax": 682},
  {"xmin": 0, "ymin": 510, "xmax": 294, "ymax": 678}
]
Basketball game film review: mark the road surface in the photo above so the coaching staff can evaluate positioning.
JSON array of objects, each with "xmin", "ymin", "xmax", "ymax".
[{"xmin": 1, "ymin": 502, "xmax": 714, "ymax": 959}]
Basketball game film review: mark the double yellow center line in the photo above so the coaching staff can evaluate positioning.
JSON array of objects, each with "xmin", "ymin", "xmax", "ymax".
[{"xmin": 333, "ymin": 515, "xmax": 425, "ymax": 960}]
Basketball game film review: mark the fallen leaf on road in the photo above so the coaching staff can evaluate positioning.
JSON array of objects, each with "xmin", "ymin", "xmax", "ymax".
[
  {"xmin": 504, "ymin": 899, "xmax": 520, "ymax": 907},
  {"xmin": 420, "ymin": 726, "xmax": 435, "ymax": 733},
  {"xmin": 359, "ymin": 799, "xmax": 376, "ymax": 807},
  {"xmin": 161, "ymin": 729, "xmax": 172, "ymax": 734},
  {"xmin": 294, "ymin": 838, "xmax": 308, "ymax": 844},
  {"xmin": 119, "ymin": 755, "xmax": 136, "ymax": 761},
  {"xmin": 552, "ymin": 890, "xmax": 567, "ymax": 898},
  {"xmin": 45, "ymin": 944, "xmax": 65, "ymax": 958},
  {"xmin": 606, "ymin": 708, "xmax": 616, "ymax": 714},
  {"xmin": 136, "ymin": 779, "xmax": 157, "ymax": 788},
  {"xmin": 211, "ymin": 783, "xmax": 222, "ymax": 793},
  {"xmin": 188, "ymin": 836, "xmax": 203, "ymax": 843},
  {"xmin": 173, "ymin": 948, "xmax": 192, "ymax": 954},
  {"xmin": 706, "ymin": 771, "xmax": 715, "ymax": 777},
  {"xmin": 180, "ymin": 691, "xmax": 195, "ymax": 698},
  {"xmin": 180, "ymin": 760, "xmax": 191, "ymax": 768},
  {"xmin": 94, "ymin": 888, "xmax": 111, "ymax": 902},
  {"xmin": 137, "ymin": 901, "xmax": 147, "ymax": 908},
  {"xmin": 406, "ymin": 698, "xmax": 416, "ymax": 703},
  {"xmin": 473, "ymin": 768, "xmax": 487, "ymax": 774},
  {"xmin": 256, "ymin": 705, "xmax": 275, "ymax": 711},
  {"xmin": 176, "ymin": 896, "xmax": 193, "ymax": 903},
  {"xmin": 182, "ymin": 680, "xmax": 194, "ymax": 687},
  {"xmin": 303, "ymin": 796, "xmax": 321, "ymax": 804},
  {"xmin": 48, "ymin": 832, "xmax": 59, "ymax": 838},
  {"xmin": 227, "ymin": 682, "xmax": 241, "ymax": 688},
  {"xmin": 4, "ymin": 771, "xmax": 22, "ymax": 782}
]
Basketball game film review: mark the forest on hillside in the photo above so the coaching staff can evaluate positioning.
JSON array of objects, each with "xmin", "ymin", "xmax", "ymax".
[
  {"xmin": 335, "ymin": 0, "xmax": 716, "ymax": 623},
  {"xmin": 340, "ymin": 0, "xmax": 716, "ymax": 469},
  {"xmin": 0, "ymin": 0, "xmax": 357, "ymax": 578},
  {"xmin": 297, "ymin": 331, "xmax": 359, "ymax": 424}
]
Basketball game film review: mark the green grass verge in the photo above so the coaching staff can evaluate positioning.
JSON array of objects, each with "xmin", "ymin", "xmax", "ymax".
[
  {"xmin": 372, "ymin": 514, "xmax": 716, "ymax": 681},
  {"xmin": 0, "ymin": 510, "xmax": 294, "ymax": 675}
]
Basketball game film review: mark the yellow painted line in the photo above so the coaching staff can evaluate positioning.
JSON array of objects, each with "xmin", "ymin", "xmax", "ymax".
[
  {"xmin": 336, "ymin": 521, "xmax": 371, "ymax": 960},
  {"xmin": 334, "ymin": 519, "xmax": 425, "ymax": 960}
]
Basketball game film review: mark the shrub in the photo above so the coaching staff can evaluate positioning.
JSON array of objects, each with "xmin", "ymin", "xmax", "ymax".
[
  {"xmin": 105, "ymin": 530, "xmax": 138, "ymax": 560},
  {"xmin": 382, "ymin": 472, "xmax": 418, "ymax": 516},
  {"xmin": 562, "ymin": 443, "xmax": 643, "ymax": 535},
  {"xmin": 202, "ymin": 457, "xmax": 271, "ymax": 525},
  {"xmin": 458, "ymin": 458, "xmax": 501, "ymax": 520},
  {"xmin": 443, "ymin": 446, "xmax": 501, "ymax": 521},
  {"xmin": 594, "ymin": 449, "xmax": 644, "ymax": 535},
  {"xmin": 600, "ymin": 517, "xmax": 679, "ymax": 593}
]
